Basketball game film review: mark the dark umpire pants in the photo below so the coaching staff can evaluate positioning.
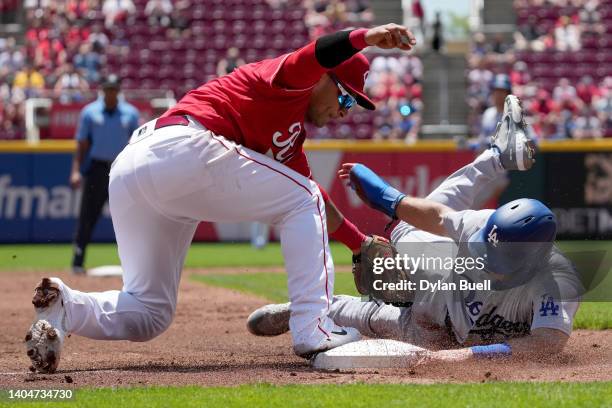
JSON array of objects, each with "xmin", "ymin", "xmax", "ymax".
[{"xmin": 72, "ymin": 159, "xmax": 112, "ymax": 268}]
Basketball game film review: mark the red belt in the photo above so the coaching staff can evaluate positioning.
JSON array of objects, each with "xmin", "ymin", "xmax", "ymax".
[{"xmin": 154, "ymin": 115, "xmax": 189, "ymax": 130}]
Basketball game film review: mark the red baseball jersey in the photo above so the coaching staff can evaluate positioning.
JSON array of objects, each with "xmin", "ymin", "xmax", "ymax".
[{"xmin": 163, "ymin": 49, "xmax": 322, "ymax": 177}]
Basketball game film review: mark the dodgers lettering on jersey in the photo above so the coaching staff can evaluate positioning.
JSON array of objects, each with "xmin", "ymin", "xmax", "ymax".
[
  {"xmin": 162, "ymin": 54, "xmax": 313, "ymax": 177},
  {"xmin": 463, "ymin": 291, "xmax": 533, "ymax": 345}
]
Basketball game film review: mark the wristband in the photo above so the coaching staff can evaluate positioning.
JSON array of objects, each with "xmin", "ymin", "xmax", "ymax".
[
  {"xmin": 330, "ymin": 217, "xmax": 367, "ymax": 252},
  {"xmin": 348, "ymin": 28, "xmax": 369, "ymax": 50},
  {"xmin": 349, "ymin": 164, "xmax": 406, "ymax": 219},
  {"xmin": 470, "ymin": 343, "xmax": 512, "ymax": 358}
]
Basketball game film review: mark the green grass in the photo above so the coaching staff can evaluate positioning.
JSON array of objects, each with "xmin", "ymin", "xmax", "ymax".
[
  {"xmin": 0, "ymin": 242, "xmax": 352, "ymax": 271},
  {"xmin": 573, "ymin": 302, "xmax": 612, "ymax": 330},
  {"xmin": 0, "ymin": 241, "xmax": 608, "ymax": 273},
  {"xmin": 2, "ymin": 383, "xmax": 612, "ymax": 407},
  {"xmin": 192, "ymin": 271, "xmax": 360, "ymax": 303},
  {"xmin": 193, "ymin": 271, "xmax": 612, "ymax": 330}
]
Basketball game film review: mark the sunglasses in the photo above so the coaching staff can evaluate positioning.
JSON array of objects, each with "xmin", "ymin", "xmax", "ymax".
[{"xmin": 330, "ymin": 74, "xmax": 356, "ymax": 111}]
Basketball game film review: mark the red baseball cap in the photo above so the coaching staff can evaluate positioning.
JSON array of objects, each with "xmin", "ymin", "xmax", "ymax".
[{"xmin": 331, "ymin": 53, "xmax": 376, "ymax": 111}]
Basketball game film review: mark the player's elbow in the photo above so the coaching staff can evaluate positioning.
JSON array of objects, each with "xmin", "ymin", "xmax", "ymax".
[{"xmin": 433, "ymin": 205, "xmax": 453, "ymax": 237}]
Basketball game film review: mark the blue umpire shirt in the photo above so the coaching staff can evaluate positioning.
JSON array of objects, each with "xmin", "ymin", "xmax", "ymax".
[{"xmin": 75, "ymin": 97, "xmax": 140, "ymax": 163}]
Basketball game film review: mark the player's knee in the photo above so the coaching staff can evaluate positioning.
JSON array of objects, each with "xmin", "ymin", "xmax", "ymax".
[{"xmin": 127, "ymin": 306, "xmax": 175, "ymax": 342}]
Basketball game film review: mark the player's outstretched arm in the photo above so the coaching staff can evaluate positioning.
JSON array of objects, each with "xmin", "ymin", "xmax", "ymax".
[
  {"xmin": 417, "ymin": 328, "xmax": 569, "ymax": 364},
  {"xmin": 275, "ymin": 24, "xmax": 416, "ymax": 89},
  {"xmin": 339, "ymin": 163, "xmax": 453, "ymax": 237}
]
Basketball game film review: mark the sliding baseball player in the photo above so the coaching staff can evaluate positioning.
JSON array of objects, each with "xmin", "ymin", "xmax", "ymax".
[{"xmin": 248, "ymin": 96, "xmax": 583, "ymax": 363}]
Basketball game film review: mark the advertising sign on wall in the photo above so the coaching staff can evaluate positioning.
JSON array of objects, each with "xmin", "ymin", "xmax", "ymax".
[
  {"xmin": 0, "ymin": 150, "xmax": 478, "ymax": 243},
  {"xmin": 546, "ymin": 153, "xmax": 612, "ymax": 239}
]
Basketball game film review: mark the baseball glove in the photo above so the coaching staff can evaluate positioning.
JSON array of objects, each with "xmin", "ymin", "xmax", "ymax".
[{"xmin": 353, "ymin": 235, "xmax": 413, "ymax": 304}]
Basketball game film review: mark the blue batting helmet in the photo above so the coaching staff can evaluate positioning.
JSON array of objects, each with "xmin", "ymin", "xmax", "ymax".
[
  {"xmin": 468, "ymin": 198, "xmax": 557, "ymax": 277},
  {"xmin": 491, "ymin": 74, "xmax": 512, "ymax": 92}
]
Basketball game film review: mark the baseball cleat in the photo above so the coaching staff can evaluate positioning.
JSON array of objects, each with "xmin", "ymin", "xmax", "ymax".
[
  {"xmin": 25, "ymin": 278, "xmax": 68, "ymax": 373},
  {"xmin": 293, "ymin": 325, "xmax": 362, "ymax": 359},
  {"xmin": 246, "ymin": 303, "xmax": 291, "ymax": 336},
  {"xmin": 491, "ymin": 95, "xmax": 536, "ymax": 171}
]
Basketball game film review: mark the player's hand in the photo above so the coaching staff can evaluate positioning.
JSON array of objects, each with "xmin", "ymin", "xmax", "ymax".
[
  {"xmin": 365, "ymin": 24, "xmax": 416, "ymax": 51},
  {"xmin": 338, "ymin": 163, "xmax": 357, "ymax": 181},
  {"xmin": 338, "ymin": 162, "xmax": 406, "ymax": 219},
  {"xmin": 70, "ymin": 171, "xmax": 82, "ymax": 190}
]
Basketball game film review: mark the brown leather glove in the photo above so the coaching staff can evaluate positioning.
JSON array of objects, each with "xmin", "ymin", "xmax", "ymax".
[{"xmin": 352, "ymin": 235, "xmax": 413, "ymax": 304}]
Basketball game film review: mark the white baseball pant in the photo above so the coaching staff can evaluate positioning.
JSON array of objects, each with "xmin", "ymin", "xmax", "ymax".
[{"xmin": 53, "ymin": 117, "xmax": 336, "ymax": 353}]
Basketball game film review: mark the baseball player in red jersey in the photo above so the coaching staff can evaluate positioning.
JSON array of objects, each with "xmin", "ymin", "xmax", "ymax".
[{"xmin": 25, "ymin": 24, "xmax": 417, "ymax": 373}]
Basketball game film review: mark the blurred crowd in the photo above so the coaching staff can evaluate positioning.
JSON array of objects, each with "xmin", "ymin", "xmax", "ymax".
[
  {"xmin": 303, "ymin": 0, "xmax": 373, "ymax": 39},
  {"xmin": 513, "ymin": 0, "xmax": 606, "ymax": 52},
  {"xmin": 366, "ymin": 54, "xmax": 423, "ymax": 142},
  {"xmin": 0, "ymin": 37, "xmax": 27, "ymax": 139},
  {"xmin": 468, "ymin": 0, "xmax": 612, "ymax": 140},
  {"xmin": 1, "ymin": 0, "xmax": 427, "ymax": 141},
  {"xmin": 0, "ymin": 0, "xmax": 199, "ymax": 139},
  {"xmin": 1, "ymin": 0, "xmax": 108, "ymax": 139},
  {"xmin": 301, "ymin": 0, "xmax": 425, "ymax": 141}
]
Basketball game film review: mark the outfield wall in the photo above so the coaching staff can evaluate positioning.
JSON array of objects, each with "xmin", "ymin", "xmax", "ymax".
[{"xmin": 0, "ymin": 139, "xmax": 611, "ymax": 243}]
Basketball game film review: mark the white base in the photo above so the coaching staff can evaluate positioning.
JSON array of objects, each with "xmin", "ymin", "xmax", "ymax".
[
  {"xmin": 311, "ymin": 339, "xmax": 426, "ymax": 370},
  {"xmin": 87, "ymin": 265, "xmax": 123, "ymax": 277}
]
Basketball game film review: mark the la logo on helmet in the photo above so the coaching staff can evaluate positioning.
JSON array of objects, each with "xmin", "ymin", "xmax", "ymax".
[{"xmin": 487, "ymin": 225, "xmax": 499, "ymax": 247}]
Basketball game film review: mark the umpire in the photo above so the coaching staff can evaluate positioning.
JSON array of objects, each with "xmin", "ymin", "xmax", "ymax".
[{"xmin": 69, "ymin": 74, "xmax": 140, "ymax": 274}]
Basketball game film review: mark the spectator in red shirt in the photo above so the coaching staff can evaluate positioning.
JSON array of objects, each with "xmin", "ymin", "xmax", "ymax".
[
  {"xmin": 34, "ymin": 31, "xmax": 66, "ymax": 69},
  {"xmin": 576, "ymin": 76, "xmax": 600, "ymax": 106},
  {"xmin": 530, "ymin": 89, "xmax": 555, "ymax": 116}
]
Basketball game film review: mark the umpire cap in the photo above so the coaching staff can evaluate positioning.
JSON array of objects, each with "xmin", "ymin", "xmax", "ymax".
[{"xmin": 101, "ymin": 74, "xmax": 121, "ymax": 89}]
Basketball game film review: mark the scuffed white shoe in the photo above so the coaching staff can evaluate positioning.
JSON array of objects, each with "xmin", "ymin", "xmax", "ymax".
[
  {"xmin": 293, "ymin": 325, "xmax": 361, "ymax": 359},
  {"xmin": 25, "ymin": 278, "xmax": 68, "ymax": 373},
  {"xmin": 247, "ymin": 303, "xmax": 361, "ymax": 359},
  {"xmin": 491, "ymin": 95, "xmax": 536, "ymax": 171},
  {"xmin": 246, "ymin": 303, "xmax": 290, "ymax": 336}
]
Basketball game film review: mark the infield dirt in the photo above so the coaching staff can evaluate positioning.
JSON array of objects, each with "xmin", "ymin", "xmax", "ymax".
[{"xmin": 1, "ymin": 270, "xmax": 611, "ymax": 388}]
